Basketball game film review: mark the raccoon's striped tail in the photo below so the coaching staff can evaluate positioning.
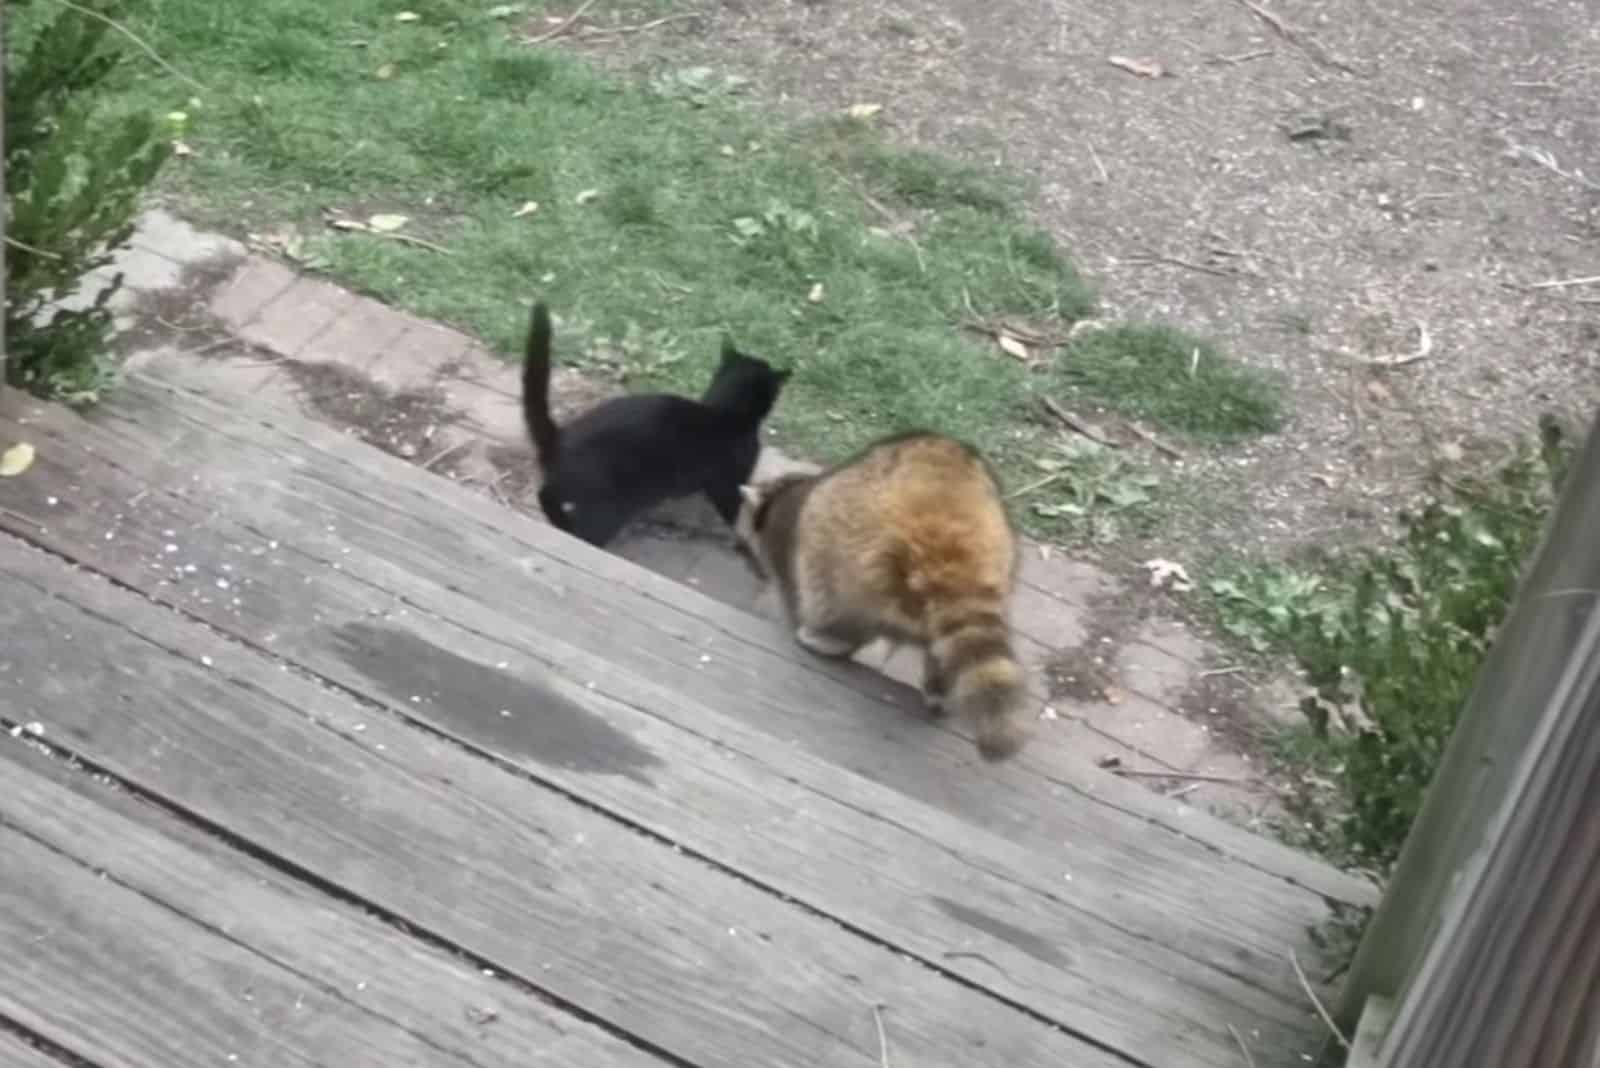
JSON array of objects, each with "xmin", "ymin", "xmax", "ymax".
[{"xmin": 928, "ymin": 596, "xmax": 1028, "ymax": 761}]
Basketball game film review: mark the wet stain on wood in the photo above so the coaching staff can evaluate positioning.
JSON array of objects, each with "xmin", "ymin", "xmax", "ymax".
[{"xmin": 331, "ymin": 622, "xmax": 661, "ymax": 786}]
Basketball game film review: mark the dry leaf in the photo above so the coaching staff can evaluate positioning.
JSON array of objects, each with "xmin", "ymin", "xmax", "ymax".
[
  {"xmin": 846, "ymin": 103, "xmax": 883, "ymax": 120},
  {"xmin": 486, "ymin": 3, "xmax": 520, "ymax": 16},
  {"xmin": 511, "ymin": 201, "xmax": 539, "ymax": 218},
  {"xmin": 375, "ymin": 62, "xmax": 396, "ymax": 80},
  {"xmin": 807, "ymin": 282, "xmax": 825, "ymax": 304},
  {"xmin": 0, "ymin": 442, "xmax": 36, "ymax": 478},
  {"xmin": 394, "ymin": 11, "xmax": 421, "ymax": 21},
  {"xmin": 1143, "ymin": 557, "xmax": 1193, "ymax": 592},
  {"xmin": 574, "ymin": 189, "xmax": 600, "ymax": 205},
  {"xmin": 1102, "ymin": 685, "xmax": 1126, "ymax": 706},
  {"xmin": 367, "ymin": 213, "xmax": 409, "ymax": 232},
  {"xmin": 329, "ymin": 218, "xmax": 366, "ymax": 231},
  {"xmin": 1108, "ymin": 55, "xmax": 1167, "ymax": 78},
  {"xmin": 996, "ymin": 332, "xmax": 1031, "ymax": 362},
  {"xmin": 173, "ymin": 140, "xmax": 194, "ymax": 158},
  {"xmin": 719, "ymin": 144, "xmax": 736, "ymax": 157}
]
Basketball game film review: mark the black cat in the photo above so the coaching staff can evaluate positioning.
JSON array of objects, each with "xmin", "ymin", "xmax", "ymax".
[{"xmin": 521, "ymin": 301, "xmax": 790, "ymax": 548}]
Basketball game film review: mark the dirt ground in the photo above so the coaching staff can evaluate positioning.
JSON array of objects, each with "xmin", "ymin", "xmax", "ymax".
[{"xmin": 570, "ymin": 0, "xmax": 1599, "ymax": 566}]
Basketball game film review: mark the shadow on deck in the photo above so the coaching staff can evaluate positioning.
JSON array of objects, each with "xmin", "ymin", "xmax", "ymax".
[{"xmin": 0, "ymin": 367, "xmax": 1373, "ymax": 1068}]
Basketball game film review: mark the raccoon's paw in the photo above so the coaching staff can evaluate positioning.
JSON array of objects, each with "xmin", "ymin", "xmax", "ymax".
[{"xmin": 797, "ymin": 626, "xmax": 858, "ymax": 658}]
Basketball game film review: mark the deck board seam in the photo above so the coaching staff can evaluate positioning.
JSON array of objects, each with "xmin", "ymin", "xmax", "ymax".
[
  {"xmin": 1, "ymin": 536, "xmax": 1158, "ymax": 1068},
  {"xmin": 0, "ymin": 807, "xmax": 495, "ymax": 1068},
  {"xmin": 0, "ymin": 1014, "xmax": 102, "ymax": 1068}
]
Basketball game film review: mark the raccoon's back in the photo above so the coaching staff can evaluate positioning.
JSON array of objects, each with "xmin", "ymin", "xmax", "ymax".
[{"xmin": 804, "ymin": 433, "xmax": 1016, "ymax": 607}]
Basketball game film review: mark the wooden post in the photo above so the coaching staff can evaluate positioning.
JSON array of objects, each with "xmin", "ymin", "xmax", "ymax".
[{"xmin": 1338, "ymin": 407, "xmax": 1600, "ymax": 1062}]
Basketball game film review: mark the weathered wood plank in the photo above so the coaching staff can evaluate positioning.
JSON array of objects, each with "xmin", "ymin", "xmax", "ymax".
[
  {"xmin": 0, "ymin": 823, "xmax": 489, "ymax": 1068},
  {"xmin": 0, "ymin": 545, "xmax": 1125, "ymax": 1068},
  {"xmin": 0, "ymin": 380, "xmax": 1358, "ymax": 985},
  {"xmin": 0, "ymin": 1027, "xmax": 68, "ymax": 1068},
  {"xmin": 0, "ymin": 373, "xmax": 1370, "ymax": 920},
  {"xmin": 22, "ymin": 370, "xmax": 1370, "ymax": 909},
  {"xmin": 0, "ymin": 744, "xmax": 668, "ymax": 1068},
  {"xmin": 0, "ymin": 526, "xmax": 1319, "ymax": 1065}
]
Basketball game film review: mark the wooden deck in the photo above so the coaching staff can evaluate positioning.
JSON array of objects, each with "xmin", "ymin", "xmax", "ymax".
[{"xmin": 0, "ymin": 369, "xmax": 1374, "ymax": 1068}]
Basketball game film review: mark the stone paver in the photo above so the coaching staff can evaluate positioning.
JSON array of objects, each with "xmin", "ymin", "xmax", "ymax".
[
  {"xmin": 236, "ymin": 276, "xmax": 358, "ymax": 357},
  {"xmin": 103, "ymin": 209, "xmax": 1288, "ymax": 828},
  {"xmin": 294, "ymin": 298, "xmax": 412, "ymax": 369},
  {"xmin": 211, "ymin": 259, "xmax": 300, "ymax": 331}
]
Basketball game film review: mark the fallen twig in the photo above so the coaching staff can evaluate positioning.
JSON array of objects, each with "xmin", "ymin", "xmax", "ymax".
[
  {"xmin": 4, "ymin": 236, "xmax": 64, "ymax": 260},
  {"xmin": 1357, "ymin": 320, "xmax": 1432, "ymax": 368},
  {"xmin": 1087, "ymin": 142, "xmax": 1109, "ymax": 184},
  {"xmin": 48, "ymin": 0, "xmax": 209, "ymax": 92},
  {"xmin": 1112, "ymin": 767, "xmax": 1256, "ymax": 785},
  {"xmin": 1526, "ymin": 274, "xmax": 1600, "ymax": 290},
  {"xmin": 1228, "ymin": 1023, "xmax": 1259, "ymax": 1068},
  {"xmin": 1199, "ymin": 665, "xmax": 1247, "ymax": 679},
  {"xmin": 527, "ymin": 0, "xmax": 600, "ymax": 44},
  {"xmin": 574, "ymin": 11, "xmax": 700, "ymax": 39},
  {"xmin": 1125, "ymin": 421, "xmax": 1185, "ymax": 461},
  {"xmin": 421, "ymin": 438, "xmax": 472, "ymax": 472},
  {"xmin": 1291, "ymin": 948, "xmax": 1351, "ymax": 1050},
  {"xmin": 1209, "ymin": 48, "xmax": 1273, "ymax": 65},
  {"xmin": 1122, "ymin": 252, "xmax": 1237, "ymax": 279},
  {"xmin": 372, "ymin": 231, "xmax": 453, "ymax": 255},
  {"xmin": 1503, "ymin": 139, "xmax": 1600, "ymax": 192},
  {"xmin": 871, "ymin": 1003, "xmax": 891, "ymax": 1068},
  {"xmin": 1231, "ymin": 0, "xmax": 1359, "ymax": 74},
  {"xmin": 1040, "ymin": 396, "xmax": 1120, "ymax": 448},
  {"xmin": 1005, "ymin": 470, "xmax": 1073, "ymax": 501}
]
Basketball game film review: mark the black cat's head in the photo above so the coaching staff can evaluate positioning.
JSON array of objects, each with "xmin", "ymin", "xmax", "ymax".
[{"xmin": 701, "ymin": 337, "xmax": 790, "ymax": 420}]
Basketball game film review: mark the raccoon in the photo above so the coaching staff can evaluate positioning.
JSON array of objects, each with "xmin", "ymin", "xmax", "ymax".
[{"xmin": 736, "ymin": 431, "xmax": 1028, "ymax": 761}]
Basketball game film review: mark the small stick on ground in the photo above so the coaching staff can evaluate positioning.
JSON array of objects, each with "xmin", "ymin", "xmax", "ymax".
[
  {"xmin": 1208, "ymin": 48, "xmax": 1274, "ymax": 65},
  {"xmin": 1112, "ymin": 767, "xmax": 1256, "ymax": 785},
  {"xmin": 1005, "ymin": 470, "xmax": 1072, "ymax": 501},
  {"xmin": 1358, "ymin": 321, "xmax": 1433, "ymax": 369},
  {"xmin": 871, "ymin": 1003, "xmax": 891, "ymax": 1068},
  {"xmin": 1525, "ymin": 274, "xmax": 1600, "ymax": 290},
  {"xmin": 574, "ymin": 11, "xmax": 700, "ymax": 39},
  {"xmin": 527, "ymin": 0, "xmax": 600, "ymax": 44},
  {"xmin": 4, "ymin": 236, "xmax": 65, "ymax": 260},
  {"xmin": 1203, "ymin": 661, "xmax": 1248, "ymax": 681},
  {"xmin": 371, "ymin": 231, "xmax": 454, "ymax": 255},
  {"xmin": 1087, "ymin": 142, "xmax": 1109, "ymax": 184},
  {"xmin": 1040, "ymin": 396, "xmax": 1120, "ymax": 448},
  {"xmin": 1122, "ymin": 253, "xmax": 1237, "ymax": 279},
  {"xmin": 1291, "ymin": 948, "xmax": 1351, "ymax": 1050},
  {"xmin": 1125, "ymin": 421, "xmax": 1185, "ymax": 461},
  {"xmin": 421, "ymin": 438, "xmax": 472, "ymax": 472},
  {"xmin": 1228, "ymin": 1023, "xmax": 1259, "ymax": 1068},
  {"xmin": 1231, "ymin": 0, "xmax": 1358, "ymax": 74}
]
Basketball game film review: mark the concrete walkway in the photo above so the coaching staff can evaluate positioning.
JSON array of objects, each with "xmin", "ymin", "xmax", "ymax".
[{"xmin": 86, "ymin": 207, "xmax": 1294, "ymax": 826}]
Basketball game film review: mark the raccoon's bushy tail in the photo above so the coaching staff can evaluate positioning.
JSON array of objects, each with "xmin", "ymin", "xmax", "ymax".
[
  {"xmin": 928, "ymin": 595, "xmax": 1028, "ymax": 761},
  {"xmin": 521, "ymin": 301, "xmax": 560, "ymax": 466}
]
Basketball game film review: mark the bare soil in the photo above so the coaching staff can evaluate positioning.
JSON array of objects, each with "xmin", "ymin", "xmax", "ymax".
[{"xmin": 571, "ymin": 0, "xmax": 1600, "ymax": 567}]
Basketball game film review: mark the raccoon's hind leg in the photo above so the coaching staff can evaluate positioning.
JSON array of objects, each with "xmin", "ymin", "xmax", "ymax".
[
  {"xmin": 796, "ymin": 623, "xmax": 863, "ymax": 658},
  {"xmin": 921, "ymin": 653, "xmax": 951, "ymax": 720}
]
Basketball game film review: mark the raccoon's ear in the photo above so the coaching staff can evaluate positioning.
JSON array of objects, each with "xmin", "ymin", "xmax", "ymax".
[{"xmin": 739, "ymin": 483, "xmax": 763, "ymax": 508}]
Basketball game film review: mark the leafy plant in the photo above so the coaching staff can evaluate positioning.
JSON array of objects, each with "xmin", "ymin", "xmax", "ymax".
[
  {"xmin": 4, "ymin": 0, "xmax": 174, "ymax": 402},
  {"xmin": 1023, "ymin": 438, "xmax": 1160, "ymax": 545},
  {"xmin": 1213, "ymin": 434, "xmax": 1570, "ymax": 873}
]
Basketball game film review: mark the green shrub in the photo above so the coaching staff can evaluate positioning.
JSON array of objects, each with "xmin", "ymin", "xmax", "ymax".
[
  {"xmin": 1212, "ymin": 421, "xmax": 1571, "ymax": 873},
  {"xmin": 5, "ymin": 0, "xmax": 172, "ymax": 402}
]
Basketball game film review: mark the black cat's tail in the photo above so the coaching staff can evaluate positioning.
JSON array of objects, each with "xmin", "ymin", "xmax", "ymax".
[{"xmin": 522, "ymin": 301, "xmax": 560, "ymax": 467}]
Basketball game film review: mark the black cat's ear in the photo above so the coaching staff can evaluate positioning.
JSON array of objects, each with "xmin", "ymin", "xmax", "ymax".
[
  {"xmin": 720, "ymin": 336, "xmax": 739, "ymax": 364},
  {"xmin": 776, "ymin": 369, "xmax": 792, "ymax": 381}
]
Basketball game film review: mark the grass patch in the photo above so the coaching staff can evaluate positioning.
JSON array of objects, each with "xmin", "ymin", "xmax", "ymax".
[
  {"xmin": 17, "ymin": 0, "xmax": 1273, "ymax": 542},
  {"xmin": 1209, "ymin": 419, "xmax": 1572, "ymax": 874},
  {"xmin": 1052, "ymin": 325, "xmax": 1285, "ymax": 441}
]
